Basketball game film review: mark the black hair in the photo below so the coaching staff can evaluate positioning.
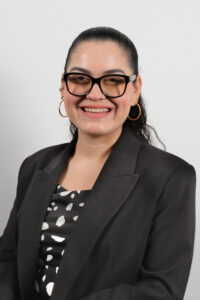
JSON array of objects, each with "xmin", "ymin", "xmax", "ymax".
[{"xmin": 63, "ymin": 26, "xmax": 166, "ymax": 150}]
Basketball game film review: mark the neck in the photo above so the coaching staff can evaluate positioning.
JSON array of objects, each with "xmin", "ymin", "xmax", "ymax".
[{"xmin": 74, "ymin": 127, "xmax": 123, "ymax": 162}]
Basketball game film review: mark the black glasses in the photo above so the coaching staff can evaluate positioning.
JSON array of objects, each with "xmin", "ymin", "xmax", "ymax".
[{"xmin": 63, "ymin": 72, "xmax": 137, "ymax": 98}]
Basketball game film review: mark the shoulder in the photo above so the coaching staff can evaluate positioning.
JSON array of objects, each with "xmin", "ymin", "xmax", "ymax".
[
  {"xmin": 26, "ymin": 142, "xmax": 68, "ymax": 163},
  {"xmin": 18, "ymin": 142, "xmax": 69, "ymax": 179},
  {"xmin": 138, "ymin": 141, "xmax": 196, "ymax": 179}
]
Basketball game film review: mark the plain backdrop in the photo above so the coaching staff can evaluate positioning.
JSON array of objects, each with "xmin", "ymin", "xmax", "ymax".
[{"xmin": 0, "ymin": 0, "xmax": 199, "ymax": 299}]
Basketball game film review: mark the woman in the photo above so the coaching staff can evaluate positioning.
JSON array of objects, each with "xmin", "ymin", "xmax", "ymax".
[{"xmin": 0, "ymin": 26, "xmax": 196, "ymax": 300}]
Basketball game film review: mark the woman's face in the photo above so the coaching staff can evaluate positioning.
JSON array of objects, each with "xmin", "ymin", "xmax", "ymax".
[{"xmin": 60, "ymin": 40, "xmax": 142, "ymax": 137}]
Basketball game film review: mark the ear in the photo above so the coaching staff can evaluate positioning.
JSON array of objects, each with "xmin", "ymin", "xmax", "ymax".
[
  {"xmin": 131, "ymin": 75, "xmax": 142, "ymax": 106},
  {"xmin": 60, "ymin": 73, "xmax": 65, "ymax": 90}
]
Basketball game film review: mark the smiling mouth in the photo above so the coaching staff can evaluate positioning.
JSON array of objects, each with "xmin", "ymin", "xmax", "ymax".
[
  {"xmin": 80, "ymin": 107, "xmax": 111, "ymax": 113},
  {"xmin": 78, "ymin": 106, "xmax": 114, "ymax": 119}
]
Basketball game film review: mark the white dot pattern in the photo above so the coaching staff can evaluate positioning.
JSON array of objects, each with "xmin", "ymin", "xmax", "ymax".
[{"xmin": 33, "ymin": 183, "xmax": 91, "ymax": 298}]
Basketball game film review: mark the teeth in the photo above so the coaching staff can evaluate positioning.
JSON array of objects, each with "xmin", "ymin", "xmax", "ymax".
[{"xmin": 82, "ymin": 107, "xmax": 110, "ymax": 113}]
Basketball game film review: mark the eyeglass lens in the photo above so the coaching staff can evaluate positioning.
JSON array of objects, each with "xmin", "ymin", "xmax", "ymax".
[{"xmin": 67, "ymin": 74, "xmax": 126, "ymax": 97}]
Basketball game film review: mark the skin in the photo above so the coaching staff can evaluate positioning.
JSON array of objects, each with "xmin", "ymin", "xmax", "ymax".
[{"xmin": 59, "ymin": 40, "xmax": 142, "ymax": 165}]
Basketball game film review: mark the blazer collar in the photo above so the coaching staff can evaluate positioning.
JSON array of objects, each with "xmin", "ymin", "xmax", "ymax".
[
  {"xmin": 17, "ymin": 124, "xmax": 142, "ymax": 300},
  {"xmin": 43, "ymin": 124, "xmax": 141, "ymax": 178}
]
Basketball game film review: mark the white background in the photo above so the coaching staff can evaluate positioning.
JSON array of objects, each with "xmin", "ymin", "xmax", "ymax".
[{"xmin": 0, "ymin": 0, "xmax": 199, "ymax": 299}]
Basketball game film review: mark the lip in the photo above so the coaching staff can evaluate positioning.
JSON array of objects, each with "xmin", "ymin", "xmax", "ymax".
[
  {"xmin": 78, "ymin": 105, "xmax": 114, "ymax": 109},
  {"xmin": 78, "ymin": 106, "xmax": 114, "ymax": 119}
]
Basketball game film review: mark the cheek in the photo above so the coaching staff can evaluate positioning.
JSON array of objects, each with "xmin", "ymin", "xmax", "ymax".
[
  {"xmin": 116, "ymin": 97, "xmax": 131, "ymax": 114},
  {"xmin": 63, "ymin": 95, "xmax": 80, "ymax": 111}
]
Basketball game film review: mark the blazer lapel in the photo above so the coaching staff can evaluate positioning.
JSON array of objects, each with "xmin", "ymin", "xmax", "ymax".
[
  {"xmin": 17, "ymin": 125, "xmax": 142, "ymax": 300},
  {"xmin": 17, "ymin": 139, "xmax": 77, "ymax": 298}
]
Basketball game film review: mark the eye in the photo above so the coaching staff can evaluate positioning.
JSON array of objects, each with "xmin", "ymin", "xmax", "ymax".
[
  {"xmin": 111, "ymin": 78, "xmax": 123, "ymax": 83},
  {"xmin": 70, "ymin": 75, "xmax": 90, "ymax": 82},
  {"xmin": 75, "ymin": 76, "xmax": 85, "ymax": 80},
  {"xmin": 103, "ymin": 76, "xmax": 125, "ymax": 84}
]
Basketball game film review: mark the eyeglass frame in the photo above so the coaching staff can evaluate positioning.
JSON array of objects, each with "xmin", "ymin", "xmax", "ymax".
[{"xmin": 63, "ymin": 72, "xmax": 137, "ymax": 98}]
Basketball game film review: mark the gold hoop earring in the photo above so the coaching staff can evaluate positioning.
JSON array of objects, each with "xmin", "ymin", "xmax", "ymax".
[
  {"xmin": 127, "ymin": 103, "xmax": 141, "ymax": 121},
  {"xmin": 59, "ymin": 100, "xmax": 68, "ymax": 117}
]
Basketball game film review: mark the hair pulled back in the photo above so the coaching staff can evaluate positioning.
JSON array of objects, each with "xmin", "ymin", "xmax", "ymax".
[{"xmin": 63, "ymin": 26, "xmax": 166, "ymax": 150}]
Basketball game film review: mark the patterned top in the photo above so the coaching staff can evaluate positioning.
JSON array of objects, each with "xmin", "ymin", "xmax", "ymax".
[{"xmin": 33, "ymin": 183, "xmax": 91, "ymax": 298}]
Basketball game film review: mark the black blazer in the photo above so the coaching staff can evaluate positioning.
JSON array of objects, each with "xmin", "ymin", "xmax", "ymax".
[{"xmin": 0, "ymin": 125, "xmax": 196, "ymax": 300}]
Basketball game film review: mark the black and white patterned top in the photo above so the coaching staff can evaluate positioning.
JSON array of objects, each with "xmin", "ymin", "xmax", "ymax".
[{"xmin": 33, "ymin": 183, "xmax": 91, "ymax": 298}]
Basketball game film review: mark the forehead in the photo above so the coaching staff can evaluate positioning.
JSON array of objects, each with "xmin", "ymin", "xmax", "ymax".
[{"xmin": 67, "ymin": 40, "xmax": 131, "ymax": 74}]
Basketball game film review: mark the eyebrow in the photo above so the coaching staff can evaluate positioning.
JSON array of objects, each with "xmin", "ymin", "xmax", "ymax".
[{"xmin": 68, "ymin": 67, "xmax": 126, "ymax": 75}]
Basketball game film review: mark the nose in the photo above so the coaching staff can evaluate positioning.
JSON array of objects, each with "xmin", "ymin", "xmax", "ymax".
[{"xmin": 86, "ymin": 82, "xmax": 105, "ymax": 99}]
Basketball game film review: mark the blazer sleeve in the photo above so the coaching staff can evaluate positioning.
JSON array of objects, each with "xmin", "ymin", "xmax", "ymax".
[
  {"xmin": 75, "ymin": 163, "xmax": 196, "ymax": 300},
  {"xmin": 0, "ymin": 155, "xmax": 31, "ymax": 300}
]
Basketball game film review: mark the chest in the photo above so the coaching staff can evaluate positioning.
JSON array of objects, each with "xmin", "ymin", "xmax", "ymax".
[{"xmin": 58, "ymin": 156, "xmax": 107, "ymax": 191}]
